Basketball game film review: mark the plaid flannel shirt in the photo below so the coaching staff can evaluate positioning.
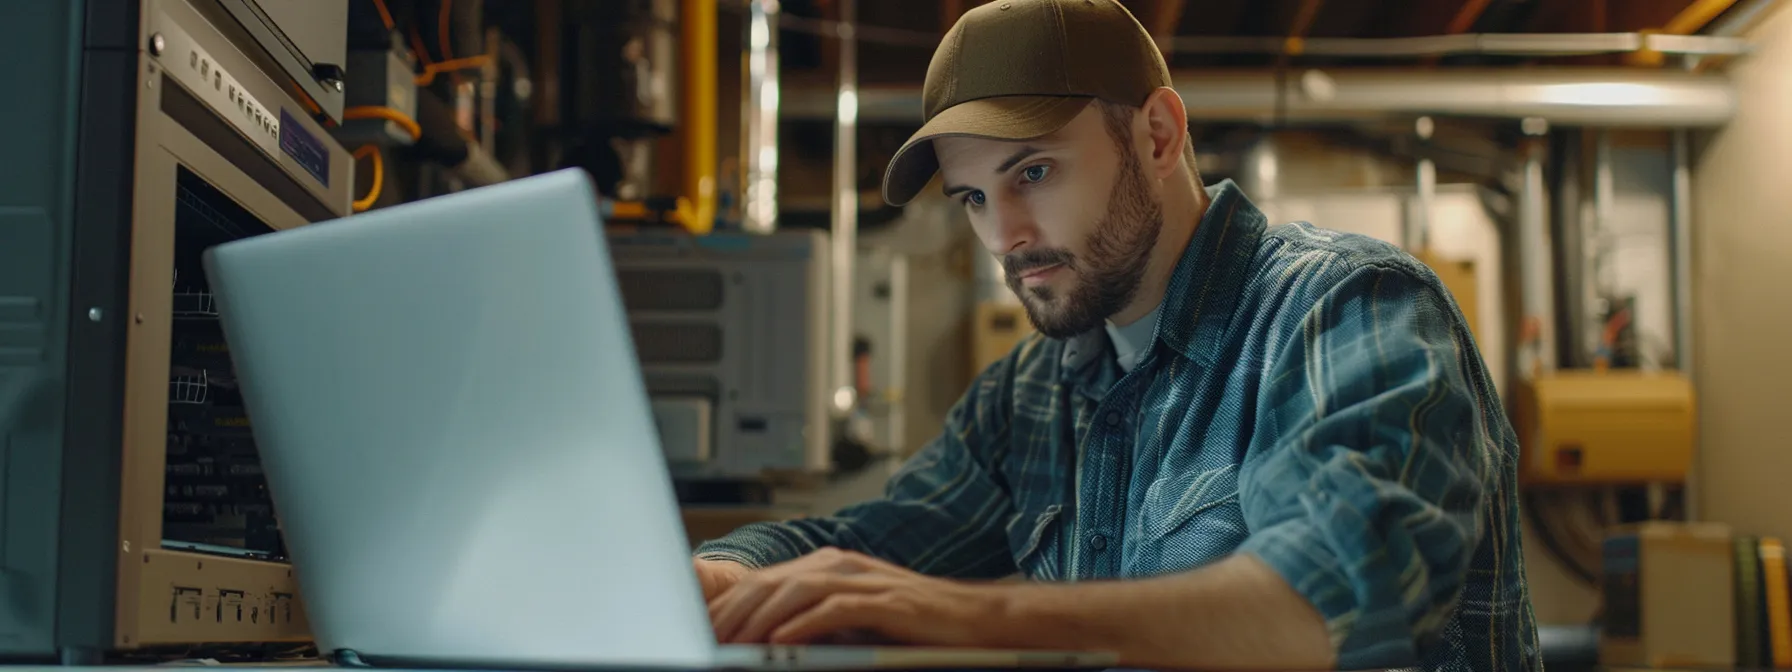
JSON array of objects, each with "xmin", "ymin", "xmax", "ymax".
[{"xmin": 697, "ymin": 180, "xmax": 1542, "ymax": 672}]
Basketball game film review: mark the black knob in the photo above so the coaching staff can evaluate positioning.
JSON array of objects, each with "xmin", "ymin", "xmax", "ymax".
[{"xmin": 312, "ymin": 63, "xmax": 346, "ymax": 92}]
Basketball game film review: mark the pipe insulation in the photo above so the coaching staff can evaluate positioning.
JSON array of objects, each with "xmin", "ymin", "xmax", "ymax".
[{"xmin": 783, "ymin": 68, "xmax": 1738, "ymax": 127}]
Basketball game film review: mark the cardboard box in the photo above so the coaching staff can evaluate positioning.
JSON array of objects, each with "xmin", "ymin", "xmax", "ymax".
[{"xmin": 1601, "ymin": 522, "xmax": 1736, "ymax": 669}]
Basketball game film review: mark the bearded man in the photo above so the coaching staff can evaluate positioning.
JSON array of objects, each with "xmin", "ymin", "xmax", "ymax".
[{"xmin": 688, "ymin": 2, "xmax": 1540, "ymax": 671}]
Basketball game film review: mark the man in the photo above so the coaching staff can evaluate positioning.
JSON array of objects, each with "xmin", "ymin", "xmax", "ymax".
[{"xmin": 693, "ymin": 1, "xmax": 1540, "ymax": 671}]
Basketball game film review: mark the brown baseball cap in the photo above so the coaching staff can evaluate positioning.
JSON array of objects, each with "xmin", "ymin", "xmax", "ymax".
[{"xmin": 880, "ymin": 0, "xmax": 1173, "ymax": 206}]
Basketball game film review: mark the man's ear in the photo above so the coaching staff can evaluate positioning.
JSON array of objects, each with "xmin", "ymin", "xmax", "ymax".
[{"xmin": 1140, "ymin": 87, "xmax": 1189, "ymax": 181}]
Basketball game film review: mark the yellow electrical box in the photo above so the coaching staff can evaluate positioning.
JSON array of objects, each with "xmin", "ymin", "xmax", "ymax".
[
  {"xmin": 971, "ymin": 301, "xmax": 1032, "ymax": 377},
  {"xmin": 1515, "ymin": 370, "xmax": 1696, "ymax": 485}
]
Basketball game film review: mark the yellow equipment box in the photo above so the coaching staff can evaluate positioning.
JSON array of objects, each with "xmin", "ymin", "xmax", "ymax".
[{"xmin": 1514, "ymin": 369, "xmax": 1696, "ymax": 484}]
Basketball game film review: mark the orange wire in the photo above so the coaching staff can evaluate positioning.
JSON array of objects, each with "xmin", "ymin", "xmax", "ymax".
[
  {"xmin": 342, "ymin": 106, "xmax": 422, "ymax": 141},
  {"xmin": 368, "ymin": 0, "xmax": 395, "ymax": 29},
  {"xmin": 1593, "ymin": 308, "xmax": 1632, "ymax": 372},
  {"xmin": 352, "ymin": 144, "xmax": 384, "ymax": 212},
  {"xmin": 439, "ymin": 0, "xmax": 463, "ymax": 85},
  {"xmin": 439, "ymin": 0, "xmax": 455, "ymax": 60},
  {"xmin": 414, "ymin": 55, "xmax": 490, "ymax": 86},
  {"xmin": 409, "ymin": 28, "xmax": 432, "ymax": 65},
  {"xmin": 1601, "ymin": 308, "xmax": 1633, "ymax": 351}
]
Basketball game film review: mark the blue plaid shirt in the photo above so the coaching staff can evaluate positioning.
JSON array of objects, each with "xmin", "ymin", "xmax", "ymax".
[{"xmin": 696, "ymin": 180, "xmax": 1541, "ymax": 672}]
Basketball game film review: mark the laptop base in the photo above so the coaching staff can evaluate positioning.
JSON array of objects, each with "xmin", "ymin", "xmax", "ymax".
[{"xmin": 331, "ymin": 646, "xmax": 1116, "ymax": 671}]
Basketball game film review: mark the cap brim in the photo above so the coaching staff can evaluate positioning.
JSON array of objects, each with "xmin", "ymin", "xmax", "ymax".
[{"xmin": 881, "ymin": 96, "xmax": 1094, "ymax": 207}]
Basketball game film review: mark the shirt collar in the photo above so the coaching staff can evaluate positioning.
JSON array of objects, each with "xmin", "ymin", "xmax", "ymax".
[{"xmin": 1058, "ymin": 179, "xmax": 1268, "ymax": 382}]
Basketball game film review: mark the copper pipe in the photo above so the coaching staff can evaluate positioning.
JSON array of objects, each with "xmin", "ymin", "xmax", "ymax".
[
  {"xmin": 679, "ymin": 0, "xmax": 718, "ymax": 235},
  {"xmin": 1627, "ymin": 0, "xmax": 1739, "ymax": 66},
  {"xmin": 1147, "ymin": 0, "xmax": 1189, "ymax": 53},
  {"xmin": 1445, "ymin": 0, "xmax": 1495, "ymax": 34},
  {"xmin": 1279, "ymin": 0, "xmax": 1327, "ymax": 63},
  {"xmin": 1422, "ymin": 0, "xmax": 1494, "ymax": 66}
]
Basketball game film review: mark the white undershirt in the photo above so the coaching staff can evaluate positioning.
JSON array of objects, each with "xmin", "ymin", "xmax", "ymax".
[{"xmin": 1104, "ymin": 301, "xmax": 1163, "ymax": 373}]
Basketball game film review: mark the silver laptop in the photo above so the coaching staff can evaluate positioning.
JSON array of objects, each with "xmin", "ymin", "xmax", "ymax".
[{"xmin": 202, "ymin": 168, "xmax": 1116, "ymax": 671}]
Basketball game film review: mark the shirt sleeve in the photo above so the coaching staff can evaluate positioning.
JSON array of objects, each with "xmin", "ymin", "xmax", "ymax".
[
  {"xmin": 693, "ymin": 357, "xmax": 1021, "ymax": 579},
  {"xmin": 1234, "ymin": 263, "xmax": 1500, "ymax": 670}
]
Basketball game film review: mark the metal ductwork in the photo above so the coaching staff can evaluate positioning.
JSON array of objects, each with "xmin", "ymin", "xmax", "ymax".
[{"xmin": 783, "ymin": 68, "xmax": 1738, "ymax": 127}]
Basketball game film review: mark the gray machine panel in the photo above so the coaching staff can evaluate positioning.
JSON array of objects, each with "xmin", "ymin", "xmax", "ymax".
[
  {"xmin": 608, "ymin": 229, "xmax": 833, "ymax": 481},
  {"xmin": 145, "ymin": 0, "xmax": 356, "ymax": 217},
  {"xmin": 0, "ymin": 0, "xmax": 133, "ymax": 659},
  {"xmin": 2, "ymin": 0, "xmax": 354, "ymax": 659},
  {"xmin": 244, "ymin": 0, "xmax": 348, "ymax": 79},
  {"xmin": 207, "ymin": 0, "xmax": 348, "ymax": 123}
]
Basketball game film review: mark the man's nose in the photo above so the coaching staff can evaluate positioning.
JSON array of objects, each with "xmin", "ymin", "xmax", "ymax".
[{"xmin": 990, "ymin": 198, "xmax": 1038, "ymax": 254}]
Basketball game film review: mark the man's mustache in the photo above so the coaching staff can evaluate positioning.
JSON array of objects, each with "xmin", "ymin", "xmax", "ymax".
[{"xmin": 1002, "ymin": 249, "xmax": 1075, "ymax": 278}]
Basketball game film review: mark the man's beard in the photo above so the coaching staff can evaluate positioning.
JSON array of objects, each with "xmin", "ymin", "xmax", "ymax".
[{"xmin": 1002, "ymin": 145, "xmax": 1164, "ymax": 339}]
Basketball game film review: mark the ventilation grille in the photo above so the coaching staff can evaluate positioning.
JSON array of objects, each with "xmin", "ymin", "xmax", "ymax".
[
  {"xmin": 631, "ymin": 324, "xmax": 723, "ymax": 363},
  {"xmin": 617, "ymin": 270, "xmax": 724, "ymax": 311}
]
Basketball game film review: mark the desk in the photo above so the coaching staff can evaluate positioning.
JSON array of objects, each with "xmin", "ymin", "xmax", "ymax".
[{"xmin": 683, "ymin": 506, "xmax": 803, "ymax": 547}]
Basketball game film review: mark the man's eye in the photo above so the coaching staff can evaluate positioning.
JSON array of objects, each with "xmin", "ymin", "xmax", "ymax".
[
  {"xmin": 966, "ymin": 191, "xmax": 985, "ymax": 207},
  {"xmin": 1022, "ymin": 165, "xmax": 1050, "ymax": 182}
]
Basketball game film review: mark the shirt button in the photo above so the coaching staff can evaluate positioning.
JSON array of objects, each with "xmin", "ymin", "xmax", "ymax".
[
  {"xmin": 1088, "ymin": 533, "xmax": 1108, "ymax": 551},
  {"xmin": 1104, "ymin": 411, "xmax": 1121, "ymax": 426}
]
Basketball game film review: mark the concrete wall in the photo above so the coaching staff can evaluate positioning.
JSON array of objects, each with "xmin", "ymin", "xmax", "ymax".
[{"xmin": 1690, "ymin": 4, "xmax": 1792, "ymax": 544}]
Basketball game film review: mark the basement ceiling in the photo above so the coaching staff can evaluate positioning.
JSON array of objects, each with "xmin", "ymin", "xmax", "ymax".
[{"xmin": 779, "ymin": 0, "xmax": 1749, "ymax": 85}]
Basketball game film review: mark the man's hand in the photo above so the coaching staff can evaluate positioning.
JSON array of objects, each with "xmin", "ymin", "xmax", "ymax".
[
  {"xmin": 694, "ymin": 557, "xmax": 752, "ymax": 601},
  {"xmin": 705, "ymin": 547, "xmax": 1012, "ymax": 647}
]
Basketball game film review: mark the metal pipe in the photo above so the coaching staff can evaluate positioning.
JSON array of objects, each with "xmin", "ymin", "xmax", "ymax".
[
  {"xmin": 1707, "ymin": 0, "xmax": 1781, "ymax": 36},
  {"xmin": 1626, "ymin": 0, "xmax": 1739, "ymax": 66},
  {"xmin": 1145, "ymin": 0, "xmax": 1188, "ymax": 52},
  {"xmin": 1413, "ymin": 158, "xmax": 1436, "ymax": 249},
  {"xmin": 1419, "ymin": 0, "xmax": 1493, "ymax": 66},
  {"xmin": 1669, "ymin": 126, "xmax": 1699, "ymax": 522},
  {"xmin": 1411, "ymin": 116, "xmax": 1435, "ymax": 251},
  {"xmin": 1593, "ymin": 129, "xmax": 1615, "ymax": 358},
  {"xmin": 783, "ymin": 68, "xmax": 1738, "ymax": 127},
  {"xmin": 1665, "ymin": 0, "xmax": 1742, "ymax": 35},
  {"xmin": 1690, "ymin": 0, "xmax": 1778, "ymax": 70},
  {"xmin": 1550, "ymin": 129, "xmax": 1587, "ymax": 369},
  {"xmin": 680, "ymin": 0, "xmax": 718, "ymax": 235},
  {"xmin": 1445, "ymin": 0, "xmax": 1495, "ymax": 34},
  {"xmin": 765, "ymin": 14, "xmax": 1752, "ymax": 59},
  {"xmin": 1240, "ymin": 135, "xmax": 1280, "ymax": 202},
  {"xmin": 830, "ymin": 0, "xmax": 858, "ymax": 417},
  {"xmin": 1282, "ymin": 0, "xmax": 1327, "ymax": 61},
  {"xmin": 742, "ymin": 0, "xmax": 780, "ymax": 234},
  {"xmin": 1166, "ymin": 32, "xmax": 1750, "ymax": 58},
  {"xmin": 887, "ymin": 255, "xmax": 909, "ymax": 453},
  {"xmin": 1670, "ymin": 129, "xmax": 1694, "ymax": 376},
  {"xmin": 1519, "ymin": 118, "xmax": 1555, "ymax": 378}
]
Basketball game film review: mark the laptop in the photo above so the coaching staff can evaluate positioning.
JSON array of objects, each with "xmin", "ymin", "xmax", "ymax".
[{"xmin": 202, "ymin": 168, "xmax": 1116, "ymax": 671}]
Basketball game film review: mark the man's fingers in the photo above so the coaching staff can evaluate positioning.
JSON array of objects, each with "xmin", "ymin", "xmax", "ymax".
[
  {"xmin": 760, "ymin": 548, "xmax": 880, "ymax": 582},
  {"xmin": 730, "ymin": 573, "xmax": 862, "ymax": 644},
  {"xmin": 767, "ymin": 592, "xmax": 905, "ymax": 646},
  {"xmin": 709, "ymin": 574, "xmax": 779, "ymax": 642},
  {"xmin": 706, "ymin": 548, "xmax": 915, "ymax": 643},
  {"xmin": 695, "ymin": 560, "xmax": 743, "ymax": 601}
]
